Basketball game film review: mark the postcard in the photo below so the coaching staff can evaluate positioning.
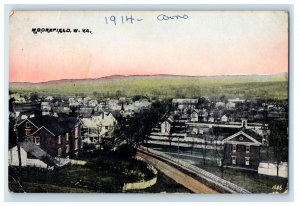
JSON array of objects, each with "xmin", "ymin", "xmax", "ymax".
[{"xmin": 8, "ymin": 10, "xmax": 288, "ymax": 194}]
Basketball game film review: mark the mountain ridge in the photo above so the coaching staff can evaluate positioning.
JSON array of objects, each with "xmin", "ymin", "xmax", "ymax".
[{"xmin": 10, "ymin": 72, "xmax": 288, "ymax": 86}]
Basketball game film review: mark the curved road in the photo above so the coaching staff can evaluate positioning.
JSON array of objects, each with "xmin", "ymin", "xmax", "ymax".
[{"xmin": 137, "ymin": 151, "xmax": 218, "ymax": 194}]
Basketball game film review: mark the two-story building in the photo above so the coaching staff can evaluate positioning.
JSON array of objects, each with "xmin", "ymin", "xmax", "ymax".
[
  {"xmin": 17, "ymin": 116, "xmax": 82, "ymax": 158},
  {"xmin": 80, "ymin": 112, "xmax": 117, "ymax": 145}
]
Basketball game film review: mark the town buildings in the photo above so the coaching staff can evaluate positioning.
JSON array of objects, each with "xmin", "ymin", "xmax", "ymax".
[
  {"xmin": 80, "ymin": 112, "xmax": 117, "ymax": 146},
  {"xmin": 17, "ymin": 116, "xmax": 82, "ymax": 158}
]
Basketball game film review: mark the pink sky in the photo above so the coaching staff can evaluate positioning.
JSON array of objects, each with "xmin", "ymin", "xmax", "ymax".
[{"xmin": 9, "ymin": 11, "xmax": 288, "ymax": 83}]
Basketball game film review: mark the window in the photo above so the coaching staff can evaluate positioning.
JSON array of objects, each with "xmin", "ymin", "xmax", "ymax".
[
  {"xmin": 232, "ymin": 144, "xmax": 237, "ymax": 153},
  {"xmin": 232, "ymin": 156, "xmax": 236, "ymax": 164},
  {"xmin": 26, "ymin": 122, "xmax": 30, "ymax": 128},
  {"xmin": 246, "ymin": 145, "xmax": 250, "ymax": 153},
  {"xmin": 58, "ymin": 148, "xmax": 62, "ymax": 157},
  {"xmin": 245, "ymin": 157, "xmax": 250, "ymax": 166},
  {"xmin": 74, "ymin": 139, "xmax": 78, "ymax": 150},
  {"xmin": 58, "ymin": 135, "xmax": 61, "ymax": 144},
  {"xmin": 105, "ymin": 126, "xmax": 108, "ymax": 130},
  {"xmin": 75, "ymin": 127, "xmax": 78, "ymax": 139},
  {"xmin": 66, "ymin": 133, "xmax": 69, "ymax": 141},
  {"xmin": 66, "ymin": 145, "xmax": 70, "ymax": 153},
  {"xmin": 239, "ymin": 136, "xmax": 244, "ymax": 141},
  {"xmin": 34, "ymin": 137, "xmax": 40, "ymax": 145},
  {"xmin": 25, "ymin": 129, "xmax": 31, "ymax": 135}
]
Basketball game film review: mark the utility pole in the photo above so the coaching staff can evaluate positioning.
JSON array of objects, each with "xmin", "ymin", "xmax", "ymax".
[
  {"xmin": 9, "ymin": 98, "xmax": 22, "ymax": 178},
  {"xmin": 199, "ymin": 129, "xmax": 205, "ymax": 165},
  {"xmin": 177, "ymin": 136, "xmax": 180, "ymax": 164}
]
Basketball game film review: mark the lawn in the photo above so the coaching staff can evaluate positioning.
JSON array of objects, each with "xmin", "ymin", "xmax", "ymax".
[
  {"xmin": 150, "ymin": 146, "xmax": 288, "ymax": 193},
  {"xmin": 8, "ymin": 150, "xmax": 190, "ymax": 193}
]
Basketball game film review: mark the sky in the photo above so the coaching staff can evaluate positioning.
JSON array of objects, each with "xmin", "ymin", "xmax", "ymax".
[{"xmin": 9, "ymin": 11, "xmax": 288, "ymax": 83}]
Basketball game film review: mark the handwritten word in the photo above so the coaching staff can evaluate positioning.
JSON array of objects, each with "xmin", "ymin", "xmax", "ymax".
[
  {"xmin": 272, "ymin": 185, "xmax": 283, "ymax": 191},
  {"xmin": 105, "ymin": 15, "xmax": 143, "ymax": 25},
  {"xmin": 157, "ymin": 14, "xmax": 189, "ymax": 21},
  {"xmin": 32, "ymin": 28, "xmax": 93, "ymax": 34}
]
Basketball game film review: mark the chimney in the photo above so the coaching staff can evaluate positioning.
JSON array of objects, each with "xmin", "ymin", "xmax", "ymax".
[{"xmin": 242, "ymin": 119, "xmax": 247, "ymax": 128}]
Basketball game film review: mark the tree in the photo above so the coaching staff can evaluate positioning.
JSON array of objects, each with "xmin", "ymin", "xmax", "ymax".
[
  {"xmin": 269, "ymin": 119, "xmax": 288, "ymax": 176},
  {"xmin": 212, "ymin": 128, "xmax": 226, "ymax": 178},
  {"xmin": 29, "ymin": 92, "xmax": 39, "ymax": 102}
]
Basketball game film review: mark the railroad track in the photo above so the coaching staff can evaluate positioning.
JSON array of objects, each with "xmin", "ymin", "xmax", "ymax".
[
  {"xmin": 138, "ymin": 147, "xmax": 251, "ymax": 194},
  {"xmin": 136, "ymin": 150, "xmax": 218, "ymax": 194}
]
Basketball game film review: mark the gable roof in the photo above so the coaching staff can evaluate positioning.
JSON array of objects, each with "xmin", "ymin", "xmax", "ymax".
[
  {"xmin": 222, "ymin": 130, "xmax": 262, "ymax": 145},
  {"xmin": 17, "ymin": 118, "xmax": 40, "ymax": 129},
  {"xmin": 26, "ymin": 116, "xmax": 79, "ymax": 136},
  {"xmin": 209, "ymin": 126, "xmax": 263, "ymax": 144},
  {"xmin": 80, "ymin": 112, "xmax": 117, "ymax": 128},
  {"xmin": 20, "ymin": 140, "xmax": 59, "ymax": 167}
]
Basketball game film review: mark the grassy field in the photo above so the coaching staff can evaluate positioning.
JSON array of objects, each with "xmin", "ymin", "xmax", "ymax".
[
  {"xmin": 150, "ymin": 146, "xmax": 288, "ymax": 193},
  {"xmin": 9, "ymin": 150, "xmax": 190, "ymax": 193},
  {"xmin": 9, "ymin": 74, "xmax": 288, "ymax": 100}
]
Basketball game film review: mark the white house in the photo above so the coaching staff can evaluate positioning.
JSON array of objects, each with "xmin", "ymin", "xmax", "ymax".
[
  {"xmin": 228, "ymin": 98, "xmax": 245, "ymax": 103},
  {"xmin": 221, "ymin": 115, "xmax": 229, "ymax": 122},
  {"xmin": 216, "ymin": 101, "xmax": 226, "ymax": 108},
  {"xmin": 8, "ymin": 140, "xmax": 55, "ymax": 169},
  {"xmin": 226, "ymin": 102, "xmax": 236, "ymax": 109},
  {"xmin": 80, "ymin": 112, "xmax": 118, "ymax": 144},
  {"xmin": 41, "ymin": 102, "xmax": 51, "ymax": 111},
  {"xmin": 69, "ymin": 98, "xmax": 79, "ymax": 107},
  {"xmin": 160, "ymin": 116, "xmax": 174, "ymax": 134},
  {"xmin": 208, "ymin": 116, "xmax": 215, "ymax": 122},
  {"xmin": 89, "ymin": 100, "xmax": 98, "ymax": 107},
  {"xmin": 172, "ymin": 99, "xmax": 198, "ymax": 110},
  {"xmin": 8, "ymin": 146, "xmax": 27, "ymax": 167},
  {"xmin": 10, "ymin": 93, "xmax": 26, "ymax": 103},
  {"xmin": 190, "ymin": 110, "xmax": 199, "ymax": 122},
  {"xmin": 161, "ymin": 121, "xmax": 171, "ymax": 134},
  {"xmin": 45, "ymin": 96, "xmax": 54, "ymax": 101}
]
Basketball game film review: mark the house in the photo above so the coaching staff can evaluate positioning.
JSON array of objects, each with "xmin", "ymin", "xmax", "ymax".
[
  {"xmin": 80, "ymin": 112, "xmax": 117, "ymax": 145},
  {"xmin": 208, "ymin": 116, "xmax": 215, "ymax": 123},
  {"xmin": 226, "ymin": 102, "xmax": 236, "ymax": 109},
  {"xmin": 8, "ymin": 140, "xmax": 59, "ymax": 169},
  {"xmin": 69, "ymin": 98, "xmax": 79, "ymax": 107},
  {"xmin": 17, "ymin": 116, "xmax": 82, "ymax": 158},
  {"xmin": 10, "ymin": 93, "xmax": 27, "ymax": 103},
  {"xmin": 41, "ymin": 102, "xmax": 51, "ymax": 110},
  {"xmin": 41, "ymin": 102, "xmax": 51, "ymax": 115},
  {"xmin": 215, "ymin": 101, "xmax": 226, "ymax": 108},
  {"xmin": 227, "ymin": 98, "xmax": 245, "ymax": 104},
  {"xmin": 172, "ymin": 99, "xmax": 198, "ymax": 110},
  {"xmin": 53, "ymin": 106, "xmax": 70, "ymax": 115},
  {"xmin": 221, "ymin": 115, "xmax": 229, "ymax": 122},
  {"xmin": 79, "ymin": 107, "xmax": 94, "ymax": 117},
  {"xmin": 45, "ymin": 96, "xmax": 54, "ymax": 102},
  {"xmin": 190, "ymin": 110, "xmax": 199, "ymax": 122},
  {"xmin": 222, "ymin": 128, "xmax": 263, "ymax": 169},
  {"xmin": 160, "ymin": 116, "xmax": 174, "ymax": 134},
  {"xmin": 88, "ymin": 100, "xmax": 98, "ymax": 107}
]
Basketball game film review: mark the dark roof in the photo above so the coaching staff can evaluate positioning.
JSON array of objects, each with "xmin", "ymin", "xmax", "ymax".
[
  {"xmin": 210, "ymin": 126, "xmax": 262, "ymax": 142},
  {"xmin": 20, "ymin": 140, "xmax": 58, "ymax": 167},
  {"xmin": 21, "ymin": 140, "xmax": 48, "ymax": 158},
  {"xmin": 28, "ymin": 116, "xmax": 78, "ymax": 136},
  {"xmin": 241, "ymin": 128, "xmax": 263, "ymax": 143}
]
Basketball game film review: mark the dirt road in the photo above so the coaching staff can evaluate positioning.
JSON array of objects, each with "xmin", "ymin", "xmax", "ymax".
[{"xmin": 137, "ymin": 151, "xmax": 219, "ymax": 194}]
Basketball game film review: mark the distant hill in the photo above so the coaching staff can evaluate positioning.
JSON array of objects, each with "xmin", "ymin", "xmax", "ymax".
[{"xmin": 9, "ymin": 73, "xmax": 288, "ymax": 100}]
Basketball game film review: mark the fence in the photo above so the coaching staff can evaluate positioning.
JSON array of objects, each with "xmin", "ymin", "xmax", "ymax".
[
  {"xmin": 139, "ymin": 146, "xmax": 250, "ymax": 194},
  {"xmin": 122, "ymin": 162, "xmax": 158, "ymax": 191}
]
